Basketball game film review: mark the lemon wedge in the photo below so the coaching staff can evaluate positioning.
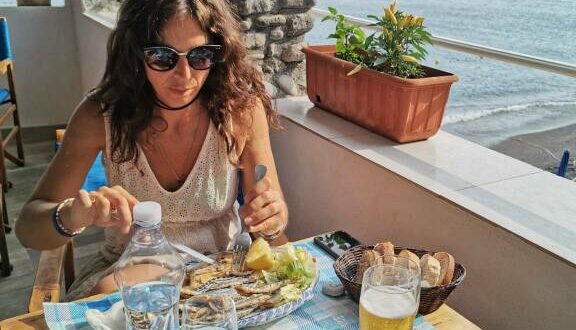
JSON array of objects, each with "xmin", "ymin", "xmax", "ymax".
[{"xmin": 246, "ymin": 237, "xmax": 274, "ymax": 270}]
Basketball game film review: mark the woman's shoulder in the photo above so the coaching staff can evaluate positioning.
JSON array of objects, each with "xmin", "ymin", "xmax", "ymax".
[
  {"xmin": 232, "ymin": 97, "xmax": 270, "ymax": 155},
  {"xmin": 66, "ymin": 96, "xmax": 106, "ymax": 148},
  {"xmin": 72, "ymin": 97, "xmax": 105, "ymax": 127}
]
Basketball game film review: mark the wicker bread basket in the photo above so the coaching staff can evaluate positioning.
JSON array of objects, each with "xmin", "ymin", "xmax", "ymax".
[{"xmin": 333, "ymin": 245, "xmax": 466, "ymax": 315}]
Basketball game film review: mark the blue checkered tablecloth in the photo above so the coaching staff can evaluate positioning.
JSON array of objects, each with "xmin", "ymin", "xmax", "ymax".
[
  {"xmin": 44, "ymin": 292, "xmax": 121, "ymax": 330},
  {"xmin": 43, "ymin": 241, "xmax": 435, "ymax": 330}
]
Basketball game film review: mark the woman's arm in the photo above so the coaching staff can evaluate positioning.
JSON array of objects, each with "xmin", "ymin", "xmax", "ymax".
[
  {"xmin": 15, "ymin": 98, "xmax": 136, "ymax": 250},
  {"xmin": 238, "ymin": 101, "xmax": 288, "ymax": 244}
]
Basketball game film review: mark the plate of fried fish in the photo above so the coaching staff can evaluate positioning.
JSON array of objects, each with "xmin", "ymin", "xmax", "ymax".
[{"xmin": 180, "ymin": 238, "xmax": 318, "ymax": 328}]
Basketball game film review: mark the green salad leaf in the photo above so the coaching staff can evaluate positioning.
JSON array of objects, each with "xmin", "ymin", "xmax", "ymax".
[
  {"xmin": 269, "ymin": 244, "xmax": 316, "ymax": 289},
  {"xmin": 280, "ymin": 284, "xmax": 302, "ymax": 303}
]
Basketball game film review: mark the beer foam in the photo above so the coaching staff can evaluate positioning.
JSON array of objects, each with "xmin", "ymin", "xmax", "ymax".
[{"xmin": 360, "ymin": 287, "xmax": 416, "ymax": 319}]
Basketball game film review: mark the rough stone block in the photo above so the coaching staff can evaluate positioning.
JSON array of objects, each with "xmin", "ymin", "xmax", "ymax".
[
  {"xmin": 281, "ymin": 43, "xmax": 305, "ymax": 62},
  {"xmin": 253, "ymin": 63, "xmax": 264, "ymax": 75},
  {"xmin": 289, "ymin": 61, "xmax": 307, "ymax": 86},
  {"xmin": 256, "ymin": 14, "xmax": 287, "ymax": 27},
  {"xmin": 236, "ymin": 0, "xmax": 277, "ymax": 15},
  {"xmin": 248, "ymin": 52, "xmax": 266, "ymax": 60},
  {"xmin": 269, "ymin": 26, "xmax": 285, "ymax": 41},
  {"xmin": 267, "ymin": 43, "xmax": 283, "ymax": 58},
  {"xmin": 244, "ymin": 32, "xmax": 267, "ymax": 50},
  {"xmin": 263, "ymin": 58, "xmax": 285, "ymax": 74},
  {"xmin": 264, "ymin": 81, "xmax": 279, "ymax": 98},
  {"xmin": 277, "ymin": 74, "xmax": 299, "ymax": 96},
  {"xmin": 285, "ymin": 13, "xmax": 314, "ymax": 37},
  {"xmin": 241, "ymin": 18, "xmax": 252, "ymax": 31},
  {"xmin": 281, "ymin": 0, "xmax": 316, "ymax": 8}
]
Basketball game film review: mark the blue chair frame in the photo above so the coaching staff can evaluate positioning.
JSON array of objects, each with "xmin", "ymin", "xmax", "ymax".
[{"xmin": 0, "ymin": 17, "xmax": 25, "ymax": 192}]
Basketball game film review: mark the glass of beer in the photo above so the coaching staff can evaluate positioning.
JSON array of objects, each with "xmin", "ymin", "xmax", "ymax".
[{"xmin": 359, "ymin": 255, "xmax": 421, "ymax": 330}]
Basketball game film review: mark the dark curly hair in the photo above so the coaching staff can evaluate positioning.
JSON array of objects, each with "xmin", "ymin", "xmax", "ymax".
[{"xmin": 90, "ymin": 0, "xmax": 277, "ymax": 165}]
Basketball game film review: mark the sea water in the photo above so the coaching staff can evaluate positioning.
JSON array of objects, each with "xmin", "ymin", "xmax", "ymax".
[{"xmin": 123, "ymin": 282, "xmax": 179, "ymax": 330}]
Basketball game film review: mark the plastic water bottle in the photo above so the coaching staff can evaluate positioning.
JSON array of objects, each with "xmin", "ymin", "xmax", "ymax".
[{"xmin": 114, "ymin": 202, "xmax": 185, "ymax": 330}]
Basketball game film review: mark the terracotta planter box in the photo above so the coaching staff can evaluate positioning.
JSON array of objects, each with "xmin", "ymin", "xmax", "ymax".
[{"xmin": 302, "ymin": 45, "xmax": 458, "ymax": 143}]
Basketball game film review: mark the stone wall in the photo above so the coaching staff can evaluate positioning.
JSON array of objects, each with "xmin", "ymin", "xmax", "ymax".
[{"xmin": 231, "ymin": 0, "xmax": 315, "ymax": 97}]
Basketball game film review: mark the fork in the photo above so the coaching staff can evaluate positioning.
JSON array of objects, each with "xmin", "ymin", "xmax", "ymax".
[{"xmin": 232, "ymin": 164, "xmax": 267, "ymax": 271}]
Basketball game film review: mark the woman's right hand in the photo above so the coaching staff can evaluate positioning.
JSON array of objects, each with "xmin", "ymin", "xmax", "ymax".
[{"xmin": 61, "ymin": 186, "xmax": 139, "ymax": 234}]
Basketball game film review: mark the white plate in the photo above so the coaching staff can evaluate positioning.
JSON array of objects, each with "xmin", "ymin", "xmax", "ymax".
[{"xmin": 185, "ymin": 249, "xmax": 319, "ymax": 328}]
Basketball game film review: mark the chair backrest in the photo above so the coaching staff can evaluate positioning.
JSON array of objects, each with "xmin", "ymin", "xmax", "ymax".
[
  {"xmin": 0, "ymin": 16, "xmax": 16, "ymax": 106},
  {"xmin": 0, "ymin": 17, "xmax": 13, "ymax": 76}
]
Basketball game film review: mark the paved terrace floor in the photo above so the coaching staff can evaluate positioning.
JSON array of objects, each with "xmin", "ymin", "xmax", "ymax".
[{"xmin": 0, "ymin": 134, "xmax": 104, "ymax": 320}]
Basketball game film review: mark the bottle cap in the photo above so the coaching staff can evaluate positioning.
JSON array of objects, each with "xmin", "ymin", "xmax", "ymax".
[
  {"xmin": 322, "ymin": 282, "xmax": 345, "ymax": 297},
  {"xmin": 133, "ymin": 201, "xmax": 161, "ymax": 227},
  {"xmin": 55, "ymin": 129, "xmax": 65, "ymax": 143}
]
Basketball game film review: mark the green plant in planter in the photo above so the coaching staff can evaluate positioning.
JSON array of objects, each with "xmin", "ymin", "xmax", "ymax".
[
  {"xmin": 322, "ymin": 7, "xmax": 367, "ymax": 65},
  {"xmin": 323, "ymin": 1, "xmax": 432, "ymax": 78}
]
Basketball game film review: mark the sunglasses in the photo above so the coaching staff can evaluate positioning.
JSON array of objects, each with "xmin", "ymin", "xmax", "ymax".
[{"xmin": 143, "ymin": 45, "xmax": 223, "ymax": 71}]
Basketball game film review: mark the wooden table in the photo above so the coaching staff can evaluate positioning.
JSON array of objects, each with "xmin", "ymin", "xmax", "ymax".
[
  {"xmin": 0, "ymin": 236, "xmax": 481, "ymax": 330},
  {"xmin": 0, "ymin": 303, "xmax": 479, "ymax": 330}
]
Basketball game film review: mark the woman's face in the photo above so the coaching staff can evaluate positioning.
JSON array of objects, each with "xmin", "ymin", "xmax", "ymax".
[{"xmin": 145, "ymin": 15, "xmax": 212, "ymax": 108}]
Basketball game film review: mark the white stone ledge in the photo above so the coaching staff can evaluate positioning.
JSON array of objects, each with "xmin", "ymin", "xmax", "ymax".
[{"xmin": 275, "ymin": 96, "xmax": 576, "ymax": 267}]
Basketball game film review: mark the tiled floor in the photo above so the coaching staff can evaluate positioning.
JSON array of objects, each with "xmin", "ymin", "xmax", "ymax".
[{"xmin": 0, "ymin": 137, "xmax": 104, "ymax": 320}]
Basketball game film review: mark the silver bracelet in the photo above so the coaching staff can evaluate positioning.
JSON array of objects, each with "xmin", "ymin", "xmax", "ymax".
[
  {"xmin": 257, "ymin": 222, "xmax": 287, "ymax": 242},
  {"xmin": 52, "ymin": 198, "xmax": 85, "ymax": 237}
]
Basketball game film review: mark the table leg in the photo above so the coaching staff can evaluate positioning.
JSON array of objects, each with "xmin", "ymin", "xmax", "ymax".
[
  {"xmin": 0, "ymin": 183, "xmax": 12, "ymax": 276},
  {"xmin": 0, "ymin": 221, "xmax": 12, "ymax": 276}
]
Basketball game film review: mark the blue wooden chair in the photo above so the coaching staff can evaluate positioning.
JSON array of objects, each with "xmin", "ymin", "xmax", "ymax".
[
  {"xmin": 0, "ymin": 17, "xmax": 25, "ymax": 194},
  {"xmin": 0, "ymin": 17, "xmax": 24, "ymax": 278}
]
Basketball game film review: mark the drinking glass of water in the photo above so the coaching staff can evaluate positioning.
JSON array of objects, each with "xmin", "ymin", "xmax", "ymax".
[
  {"xmin": 359, "ymin": 255, "xmax": 421, "ymax": 330},
  {"xmin": 181, "ymin": 295, "xmax": 238, "ymax": 330}
]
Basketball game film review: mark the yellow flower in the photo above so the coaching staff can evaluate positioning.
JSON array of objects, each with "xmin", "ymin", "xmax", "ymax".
[
  {"xmin": 390, "ymin": 1, "xmax": 397, "ymax": 14},
  {"xmin": 398, "ymin": 16, "xmax": 407, "ymax": 29},
  {"xmin": 385, "ymin": 8, "xmax": 397, "ymax": 25},
  {"xmin": 384, "ymin": 8, "xmax": 391, "ymax": 20},
  {"xmin": 402, "ymin": 55, "xmax": 418, "ymax": 63},
  {"xmin": 405, "ymin": 15, "xmax": 414, "ymax": 26}
]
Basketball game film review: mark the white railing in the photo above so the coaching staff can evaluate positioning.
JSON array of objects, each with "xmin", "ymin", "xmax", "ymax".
[{"xmin": 311, "ymin": 8, "xmax": 576, "ymax": 78}]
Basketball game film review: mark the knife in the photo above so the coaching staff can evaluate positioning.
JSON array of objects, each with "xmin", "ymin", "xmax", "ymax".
[{"xmin": 171, "ymin": 242, "xmax": 216, "ymax": 265}]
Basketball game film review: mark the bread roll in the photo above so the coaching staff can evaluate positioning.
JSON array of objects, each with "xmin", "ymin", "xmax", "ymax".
[
  {"xmin": 433, "ymin": 252, "xmax": 455, "ymax": 285},
  {"xmin": 354, "ymin": 250, "xmax": 381, "ymax": 283},
  {"xmin": 398, "ymin": 249, "xmax": 420, "ymax": 270},
  {"xmin": 420, "ymin": 254, "xmax": 441, "ymax": 287},
  {"xmin": 374, "ymin": 242, "xmax": 395, "ymax": 264}
]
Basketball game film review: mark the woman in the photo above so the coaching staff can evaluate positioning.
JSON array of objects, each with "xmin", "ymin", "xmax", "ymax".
[{"xmin": 15, "ymin": 0, "xmax": 288, "ymax": 299}]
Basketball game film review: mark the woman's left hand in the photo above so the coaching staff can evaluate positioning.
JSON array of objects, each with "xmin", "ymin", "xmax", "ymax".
[{"xmin": 240, "ymin": 177, "xmax": 288, "ymax": 239}]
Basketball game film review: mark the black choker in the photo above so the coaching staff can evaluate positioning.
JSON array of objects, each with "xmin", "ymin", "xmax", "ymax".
[{"xmin": 153, "ymin": 92, "xmax": 201, "ymax": 111}]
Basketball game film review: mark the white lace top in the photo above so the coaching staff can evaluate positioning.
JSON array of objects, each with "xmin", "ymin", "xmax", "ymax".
[{"xmin": 101, "ymin": 113, "xmax": 241, "ymax": 261}]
